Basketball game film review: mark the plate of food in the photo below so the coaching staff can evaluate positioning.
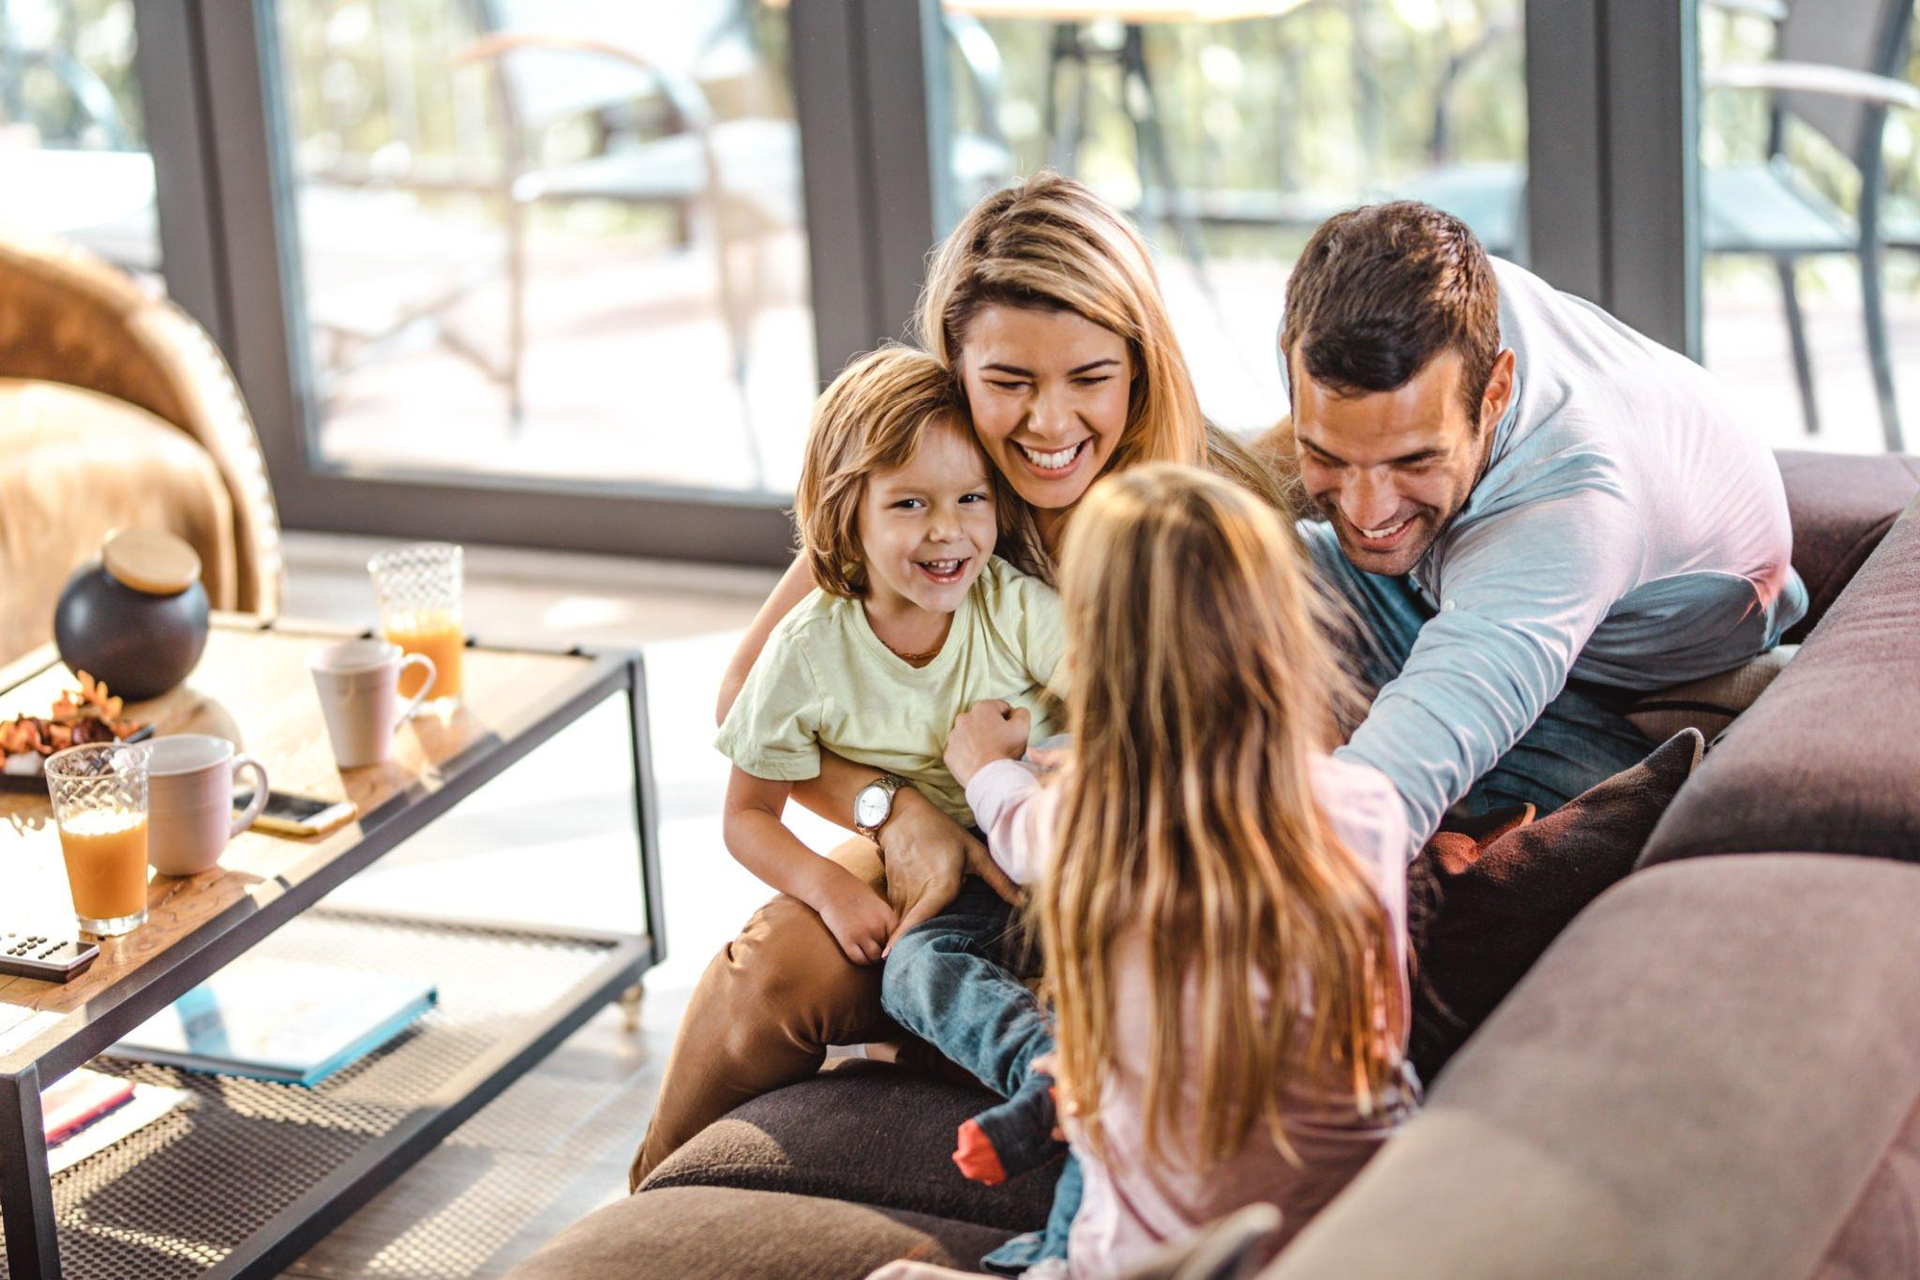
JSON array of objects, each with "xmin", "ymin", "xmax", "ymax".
[{"xmin": 0, "ymin": 673, "xmax": 152, "ymax": 794}]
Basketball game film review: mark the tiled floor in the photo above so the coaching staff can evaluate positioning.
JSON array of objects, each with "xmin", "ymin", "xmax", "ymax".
[{"xmin": 271, "ymin": 532, "xmax": 853, "ymax": 1277}]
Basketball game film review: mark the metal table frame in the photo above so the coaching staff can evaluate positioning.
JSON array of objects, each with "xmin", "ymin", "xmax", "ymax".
[{"xmin": 0, "ymin": 622, "xmax": 665, "ymax": 1279}]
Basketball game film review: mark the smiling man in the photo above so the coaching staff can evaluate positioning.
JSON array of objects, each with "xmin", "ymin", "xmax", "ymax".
[{"xmin": 1281, "ymin": 202, "xmax": 1807, "ymax": 849}]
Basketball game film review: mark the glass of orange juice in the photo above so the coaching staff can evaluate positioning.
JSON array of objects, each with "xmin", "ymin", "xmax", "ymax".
[
  {"xmin": 369, "ymin": 542, "xmax": 465, "ymax": 707},
  {"xmin": 44, "ymin": 742, "xmax": 152, "ymax": 936}
]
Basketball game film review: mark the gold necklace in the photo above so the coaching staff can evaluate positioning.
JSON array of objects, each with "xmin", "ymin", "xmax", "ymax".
[{"xmin": 882, "ymin": 638, "xmax": 944, "ymax": 665}]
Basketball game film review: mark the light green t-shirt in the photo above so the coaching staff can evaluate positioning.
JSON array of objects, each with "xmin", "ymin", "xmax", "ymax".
[{"xmin": 716, "ymin": 556, "xmax": 1065, "ymax": 827}]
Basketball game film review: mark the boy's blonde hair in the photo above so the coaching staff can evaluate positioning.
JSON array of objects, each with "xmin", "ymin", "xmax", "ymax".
[
  {"xmin": 1042, "ymin": 463, "xmax": 1403, "ymax": 1169},
  {"xmin": 794, "ymin": 345, "xmax": 983, "ymax": 598},
  {"xmin": 917, "ymin": 171, "xmax": 1291, "ymax": 574}
]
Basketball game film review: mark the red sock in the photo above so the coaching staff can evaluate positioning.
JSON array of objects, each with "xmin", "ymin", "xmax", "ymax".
[{"xmin": 953, "ymin": 1118, "xmax": 1008, "ymax": 1186}]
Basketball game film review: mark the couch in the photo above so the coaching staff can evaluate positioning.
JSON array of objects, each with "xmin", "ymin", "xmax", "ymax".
[
  {"xmin": 0, "ymin": 233, "xmax": 283, "ymax": 668},
  {"xmin": 514, "ymin": 449, "xmax": 1920, "ymax": 1279}
]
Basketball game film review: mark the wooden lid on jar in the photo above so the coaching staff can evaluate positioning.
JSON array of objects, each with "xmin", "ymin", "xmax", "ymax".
[{"xmin": 103, "ymin": 529, "xmax": 201, "ymax": 596}]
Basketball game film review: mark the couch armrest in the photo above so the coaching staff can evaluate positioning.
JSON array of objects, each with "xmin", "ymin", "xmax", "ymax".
[
  {"xmin": 1640, "ymin": 496, "xmax": 1920, "ymax": 868},
  {"xmin": 1775, "ymin": 450, "xmax": 1920, "ymax": 644},
  {"xmin": 1264, "ymin": 856, "xmax": 1920, "ymax": 1278}
]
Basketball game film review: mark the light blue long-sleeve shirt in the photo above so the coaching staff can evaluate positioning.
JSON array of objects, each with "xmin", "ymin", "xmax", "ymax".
[{"xmin": 1329, "ymin": 259, "xmax": 1808, "ymax": 849}]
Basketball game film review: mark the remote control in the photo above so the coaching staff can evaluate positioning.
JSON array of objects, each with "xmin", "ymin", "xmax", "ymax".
[{"xmin": 0, "ymin": 931, "xmax": 100, "ymax": 983}]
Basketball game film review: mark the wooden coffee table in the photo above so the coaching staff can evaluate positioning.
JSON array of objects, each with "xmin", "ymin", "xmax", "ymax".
[{"xmin": 0, "ymin": 617, "xmax": 662, "ymax": 1279}]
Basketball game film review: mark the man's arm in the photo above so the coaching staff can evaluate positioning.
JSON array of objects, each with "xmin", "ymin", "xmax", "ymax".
[{"xmin": 1334, "ymin": 490, "xmax": 1647, "ymax": 850}]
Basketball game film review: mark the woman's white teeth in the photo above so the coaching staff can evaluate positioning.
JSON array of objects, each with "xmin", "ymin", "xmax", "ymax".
[
  {"xmin": 1360, "ymin": 518, "xmax": 1411, "ymax": 539},
  {"xmin": 1019, "ymin": 441, "xmax": 1082, "ymax": 471}
]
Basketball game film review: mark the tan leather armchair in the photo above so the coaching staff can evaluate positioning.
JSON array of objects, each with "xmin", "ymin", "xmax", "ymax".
[{"xmin": 0, "ymin": 233, "xmax": 283, "ymax": 668}]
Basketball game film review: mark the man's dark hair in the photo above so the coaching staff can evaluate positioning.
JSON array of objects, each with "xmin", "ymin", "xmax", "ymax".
[{"xmin": 1281, "ymin": 202, "xmax": 1499, "ymax": 421}]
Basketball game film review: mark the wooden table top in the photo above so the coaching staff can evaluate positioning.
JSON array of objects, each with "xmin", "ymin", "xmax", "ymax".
[{"xmin": 0, "ymin": 616, "xmax": 617, "ymax": 1054}]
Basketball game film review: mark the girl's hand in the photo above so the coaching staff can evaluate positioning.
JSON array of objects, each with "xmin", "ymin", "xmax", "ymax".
[
  {"xmin": 878, "ymin": 788, "xmax": 1023, "ymax": 947},
  {"xmin": 944, "ymin": 700, "xmax": 1032, "ymax": 787},
  {"xmin": 814, "ymin": 866, "xmax": 898, "ymax": 966}
]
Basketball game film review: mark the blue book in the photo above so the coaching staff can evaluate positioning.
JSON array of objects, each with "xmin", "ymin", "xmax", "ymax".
[{"xmin": 107, "ymin": 961, "xmax": 437, "ymax": 1088}]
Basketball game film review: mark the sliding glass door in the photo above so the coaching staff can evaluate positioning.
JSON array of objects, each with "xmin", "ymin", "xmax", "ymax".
[{"xmin": 122, "ymin": 0, "xmax": 1715, "ymax": 565}]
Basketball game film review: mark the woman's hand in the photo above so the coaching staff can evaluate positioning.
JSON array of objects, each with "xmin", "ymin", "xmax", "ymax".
[
  {"xmin": 879, "ymin": 787, "xmax": 1021, "ymax": 948},
  {"xmin": 813, "ymin": 864, "xmax": 898, "ymax": 966},
  {"xmin": 944, "ymin": 700, "xmax": 1032, "ymax": 787}
]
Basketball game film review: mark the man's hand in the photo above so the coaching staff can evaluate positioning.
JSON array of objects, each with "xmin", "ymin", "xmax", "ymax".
[
  {"xmin": 878, "ymin": 786, "xmax": 1022, "ymax": 951},
  {"xmin": 944, "ymin": 699, "xmax": 1032, "ymax": 787},
  {"xmin": 813, "ymin": 865, "xmax": 898, "ymax": 966}
]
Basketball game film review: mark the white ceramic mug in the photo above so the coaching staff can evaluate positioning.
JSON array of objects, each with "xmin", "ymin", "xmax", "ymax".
[
  {"xmin": 307, "ymin": 638, "xmax": 436, "ymax": 769},
  {"xmin": 147, "ymin": 734, "xmax": 270, "ymax": 877}
]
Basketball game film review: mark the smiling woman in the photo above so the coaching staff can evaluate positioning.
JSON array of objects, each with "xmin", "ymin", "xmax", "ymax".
[{"xmin": 918, "ymin": 172, "xmax": 1289, "ymax": 566}]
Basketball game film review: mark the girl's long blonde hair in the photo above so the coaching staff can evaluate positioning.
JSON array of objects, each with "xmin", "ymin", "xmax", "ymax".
[
  {"xmin": 917, "ymin": 171, "xmax": 1289, "ymax": 575},
  {"xmin": 1042, "ymin": 464, "xmax": 1403, "ymax": 1169}
]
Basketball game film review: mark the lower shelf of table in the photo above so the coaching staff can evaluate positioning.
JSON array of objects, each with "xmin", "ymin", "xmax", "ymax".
[{"xmin": 0, "ymin": 908, "xmax": 647, "ymax": 1279}]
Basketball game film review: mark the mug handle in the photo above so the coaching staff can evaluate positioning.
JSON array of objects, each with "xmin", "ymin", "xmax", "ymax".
[
  {"xmin": 395, "ymin": 654, "xmax": 438, "ymax": 728},
  {"xmin": 231, "ymin": 755, "xmax": 270, "ymax": 839}
]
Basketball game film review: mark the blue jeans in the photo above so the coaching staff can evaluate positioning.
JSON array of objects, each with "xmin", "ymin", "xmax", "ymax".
[
  {"xmin": 881, "ymin": 878, "xmax": 1077, "ymax": 1272},
  {"xmin": 1301, "ymin": 522, "xmax": 1652, "ymax": 817}
]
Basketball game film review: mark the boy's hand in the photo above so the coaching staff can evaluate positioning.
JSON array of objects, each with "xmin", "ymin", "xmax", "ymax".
[
  {"xmin": 814, "ymin": 866, "xmax": 898, "ymax": 966},
  {"xmin": 945, "ymin": 700, "xmax": 1032, "ymax": 786}
]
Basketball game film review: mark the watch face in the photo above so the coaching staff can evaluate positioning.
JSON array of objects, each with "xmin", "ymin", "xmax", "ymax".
[{"xmin": 855, "ymin": 785, "xmax": 890, "ymax": 829}]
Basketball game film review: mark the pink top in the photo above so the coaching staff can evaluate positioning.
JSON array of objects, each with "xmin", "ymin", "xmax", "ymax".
[{"xmin": 965, "ymin": 755, "xmax": 1418, "ymax": 1277}]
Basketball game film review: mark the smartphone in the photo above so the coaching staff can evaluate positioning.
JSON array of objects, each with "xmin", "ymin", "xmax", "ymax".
[{"xmin": 235, "ymin": 789, "xmax": 357, "ymax": 837}]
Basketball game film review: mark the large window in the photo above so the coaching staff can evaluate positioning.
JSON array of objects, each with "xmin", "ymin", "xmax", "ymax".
[
  {"xmin": 0, "ymin": 0, "xmax": 157, "ymax": 277},
  {"xmin": 85, "ymin": 0, "xmax": 1789, "ymax": 565},
  {"xmin": 270, "ymin": 1, "xmax": 816, "ymax": 494},
  {"xmin": 933, "ymin": 1, "xmax": 1526, "ymax": 433}
]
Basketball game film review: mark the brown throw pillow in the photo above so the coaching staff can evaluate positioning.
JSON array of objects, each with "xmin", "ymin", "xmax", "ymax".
[{"xmin": 1407, "ymin": 729, "xmax": 1704, "ymax": 1084}]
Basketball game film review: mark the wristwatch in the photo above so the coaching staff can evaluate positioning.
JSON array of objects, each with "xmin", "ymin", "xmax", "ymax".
[{"xmin": 853, "ymin": 773, "xmax": 911, "ymax": 838}]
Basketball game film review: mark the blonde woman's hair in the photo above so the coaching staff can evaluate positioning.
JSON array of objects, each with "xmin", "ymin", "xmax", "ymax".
[
  {"xmin": 916, "ymin": 172, "xmax": 1289, "ymax": 573},
  {"xmin": 794, "ymin": 345, "xmax": 1001, "ymax": 597},
  {"xmin": 1042, "ymin": 463, "xmax": 1403, "ymax": 1170}
]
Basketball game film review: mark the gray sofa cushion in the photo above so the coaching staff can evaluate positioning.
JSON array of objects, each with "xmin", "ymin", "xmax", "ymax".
[
  {"xmin": 1639, "ymin": 498, "xmax": 1920, "ymax": 869},
  {"xmin": 1265, "ymin": 855, "xmax": 1920, "ymax": 1279},
  {"xmin": 507, "ymin": 1186, "xmax": 1012, "ymax": 1279},
  {"xmin": 641, "ymin": 1059, "xmax": 1064, "ymax": 1233}
]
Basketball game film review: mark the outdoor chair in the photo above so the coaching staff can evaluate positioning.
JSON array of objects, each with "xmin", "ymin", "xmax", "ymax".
[
  {"xmin": 452, "ymin": 0, "xmax": 1012, "ymax": 484},
  {"xmin": 1404, "ymin": 0, "xmax": 1916, "ymax": 452},
  {"xmin": 1700, "ymin": 0, "xmax": 1915, "ymax": 450}
]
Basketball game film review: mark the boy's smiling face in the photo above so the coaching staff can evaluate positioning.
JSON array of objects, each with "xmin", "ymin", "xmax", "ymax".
[{"xmin": 857, "ymin": 416, "xmax": 998, "ymax": 615}]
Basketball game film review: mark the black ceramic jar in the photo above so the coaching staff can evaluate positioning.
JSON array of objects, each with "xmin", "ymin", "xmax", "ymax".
[{"xmin": 53, "ymin": 529, "xmax": 210, "ymax": 701}]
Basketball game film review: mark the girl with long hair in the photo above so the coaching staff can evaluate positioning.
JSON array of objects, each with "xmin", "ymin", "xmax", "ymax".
[{"xmin": 878, "ymin": 464, "xmax": 1415, "ymax": 1278}]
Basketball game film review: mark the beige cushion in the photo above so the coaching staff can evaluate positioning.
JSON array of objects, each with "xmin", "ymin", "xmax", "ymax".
[
  {"xmin": 0, "ymin": 234, "xmax": 281, "ymax": 619},
  {"xmin": 0, "ymin": 379, "xmax": 235, "ymax": 667},
  {"xmin": 1626, "ymin": 645, "xmax": 1797, "ymax": 742}
]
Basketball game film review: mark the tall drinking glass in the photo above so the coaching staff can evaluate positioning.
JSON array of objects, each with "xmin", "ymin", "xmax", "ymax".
[
  {"xmin": 369, "ymin": 542, "xmax": 465, "ymax": 706},
  {"xmin": 44, "ymin": 742, "xmax": 152, "ymax": 936}
]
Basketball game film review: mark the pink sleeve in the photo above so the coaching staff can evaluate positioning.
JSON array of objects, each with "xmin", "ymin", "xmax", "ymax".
[{"xmin": 964, "ymin": 758, "xmax": 1057, "ymax": 886}]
